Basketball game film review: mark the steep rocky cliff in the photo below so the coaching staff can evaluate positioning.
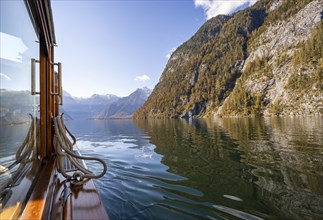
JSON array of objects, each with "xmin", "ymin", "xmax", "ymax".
[
  {"xmin": 220, "ymin": 0, "xmax": 323, "ymax": 116},
  {"xmin": 134, "ymin": 0, "xmax": 322, "ymax": 119}
]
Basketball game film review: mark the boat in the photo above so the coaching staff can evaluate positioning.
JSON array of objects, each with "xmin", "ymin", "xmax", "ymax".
[{"xmin": 0, "ymin": 0, "xmax": 109, "ymax": 219}]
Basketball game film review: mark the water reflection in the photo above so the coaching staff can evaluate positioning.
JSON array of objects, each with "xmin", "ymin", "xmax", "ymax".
[
  {"xmin": 0, "ymin": 117, "xmax": 40, "ymax": 207},
  {"xmin": 134, "ymin": 117, "xmax": 323, "ymax": 220},
  {"xmin": 70, "ymin": 117, "xmax": 323, "ymax": 220},
  {"xmin": 215, "ymin": 117, "xmax": 323, "ymax": 219},
  {"xmin": 134, "ymin": 119, "xmax": 272, "ymax": 219}
]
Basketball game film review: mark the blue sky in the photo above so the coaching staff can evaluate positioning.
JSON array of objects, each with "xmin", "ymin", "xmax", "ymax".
[{"xmin": 52, "ymin": 0, "xmax": 257, "ymax": 98}]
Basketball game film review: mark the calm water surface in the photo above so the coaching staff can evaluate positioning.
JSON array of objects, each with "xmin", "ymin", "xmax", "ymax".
[{"xmin": 65, "ymin": 117, "xmax": 323, "ymax": 220}]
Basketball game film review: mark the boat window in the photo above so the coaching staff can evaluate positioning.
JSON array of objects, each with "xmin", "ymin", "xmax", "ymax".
[{"xmin": 0, "ymin": 0, "xmax": 40, "ymax": 211}]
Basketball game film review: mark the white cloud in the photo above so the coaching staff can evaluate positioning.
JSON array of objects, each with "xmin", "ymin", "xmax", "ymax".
[
  {"xmin": 194, "ymin": 0, "xmax": 258, "ymax": 20},
  {"xmin": 0, "ymin": 73, "xmax": 11, "ymax": 81},
  {"xmin": 166, "ymin": 47, "xmax": 177, "ymax": 60},
  {"xmin": 0, "ymin": 32, "xmax": 28, "ymax": 63},
  {"xmin": 134, "ymin": 74, "xmax": 150, "ymax": 82}
]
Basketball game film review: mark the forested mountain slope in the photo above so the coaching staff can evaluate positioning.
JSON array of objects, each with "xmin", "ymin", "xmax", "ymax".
[{"xmin": 134, "ymin": 0, "xmax": 322, "ymax": 118}]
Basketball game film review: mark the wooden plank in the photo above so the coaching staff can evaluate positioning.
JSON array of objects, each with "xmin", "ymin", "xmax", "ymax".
[
  {"xmin": 19, "ymin": 159, "xmax": 56, "ymax": 220},
  {"xmin": 47, "ymin": 44, "xmax": 55, "ymax": 156},
  {"xmin": 67, "ymin": 179, "xmax": 109, "ymax": 220},
  {"xmin": 0, "ymin": 161, "xmax": 42, "ymax": 220},
  {"xmin": 20, "ymin": 158, "xmax": 109, "ymax": 220},
  {"xmin": 51, "ymin": 173, "xmax": 110, "ymax": 220},
  {"xmin": 39, "ymin": 40, "xmax": 48, "ymax": 158}
]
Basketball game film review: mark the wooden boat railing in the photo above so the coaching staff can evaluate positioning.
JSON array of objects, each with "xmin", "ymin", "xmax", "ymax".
[{"xmin": 18, "ymin": 115, "xmax": 110, "ymax": 219}]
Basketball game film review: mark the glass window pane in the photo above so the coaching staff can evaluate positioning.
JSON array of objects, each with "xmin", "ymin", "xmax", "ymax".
[{"xmin": 0, "ymin": 0, "xmax": 40, "ymax": 207}]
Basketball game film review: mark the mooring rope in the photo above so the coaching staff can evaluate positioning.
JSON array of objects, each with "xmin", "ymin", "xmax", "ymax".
[
  {"xmin": 0, "ymin": 114, "xmax": 40, "ymax": 193},
  {"xmin": 53, "ymin": 114, "xmax": 107, "ymax": 185}
]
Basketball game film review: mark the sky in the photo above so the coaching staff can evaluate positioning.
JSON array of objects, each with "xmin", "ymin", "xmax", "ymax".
[{"xmin": 52, "ymin": 0, "xmax": 257, "ymax": 98}]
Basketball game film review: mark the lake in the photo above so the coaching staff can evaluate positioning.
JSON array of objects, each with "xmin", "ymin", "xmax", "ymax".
[{"xmin": 64, "ymin": 116, "xmax": 323, "ymax": 220}]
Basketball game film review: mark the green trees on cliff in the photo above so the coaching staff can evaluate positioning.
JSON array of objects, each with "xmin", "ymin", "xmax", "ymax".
[{"xmin": 134, "ymin": 0, "xmax": 321, "ymax": 119}]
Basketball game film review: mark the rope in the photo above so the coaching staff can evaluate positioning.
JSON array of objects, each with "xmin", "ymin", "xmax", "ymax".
[
  {"xmin": 0, "ymin": 114, "xmax": 40, "ymax": 192},
  {"xmin": 53, "ymin": 114, "xmax": 107, "ymax": 185}
]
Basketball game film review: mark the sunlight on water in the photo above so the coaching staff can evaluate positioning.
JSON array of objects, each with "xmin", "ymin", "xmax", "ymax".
[{"xmin": 63, "ymin": 117, "xmax": 323, "ymax": 220}]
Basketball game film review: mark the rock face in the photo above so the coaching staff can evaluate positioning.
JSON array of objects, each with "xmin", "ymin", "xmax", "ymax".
[
  {"xmin": 221, "ymin": 0, "xmax": 322, "ymax": 117},
  {"xmin": 134, "ymin": 0, "xmax": 323, "ymax": 119},
  {"xmin": 248, "ymin": 1, "xmax": 322, "ymax": 61}
]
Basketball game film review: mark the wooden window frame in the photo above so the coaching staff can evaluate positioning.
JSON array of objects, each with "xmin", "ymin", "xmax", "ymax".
[{"xmin": 0, "ymin": 1, "xmax": 57, "ymax": 219}]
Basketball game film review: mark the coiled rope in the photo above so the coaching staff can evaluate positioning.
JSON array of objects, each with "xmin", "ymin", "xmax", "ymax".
[
  {"xmin": 53, "ymin": 114, "xmax": 107, "ymax": 185},
  {"xmin": 0, "ymin": 114, "xmax": 39, "ymax": 193}
]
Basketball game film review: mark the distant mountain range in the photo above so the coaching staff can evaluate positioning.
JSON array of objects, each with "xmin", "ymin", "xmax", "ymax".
[
  {"xmin": 61, "ymin": 87, "xmax": 151, "ymax": 119},
  {"xmin": 0, "ymin": 89, "xmax": 36, "ymax": 124},
  {"xmin": 0, "ymin": 87, "xmax": 151, "ymax": 123},
  {"xmin": 96, "ymin": 87, "xmax": 151, "ymax": 119},
  {"xmin": 61, "ymin": 90, "xmax": 119, "ymax": 120}
]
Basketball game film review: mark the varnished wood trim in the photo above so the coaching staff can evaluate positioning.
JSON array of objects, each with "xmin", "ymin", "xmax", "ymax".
[
  {"xmin": 66, "ymin": 180, "xmax": 110, "ymax": 220},
  {"xmin": 20, "ymin": 159, "xmax": 56, "ymax": 220},
  {"xmin": 20, "ymin": 159, "xmax": 110, "ymax": 220},
  {"xmin": 25, "ymin": 0, "xmax": 56, "ymax": 51},
  {"xmin": 51, "ymin": 173, "xmax": 110, "ymax": 220},
  {"xmin": 0, "ymin": 161, "xmax": 42, "ymax": 219},
  {"xmin": 39, "ymin": 40, "xmax": 47, "ymax": 158},
  {"xmin": 46, "ymin": 45, "xmax": 53, "ymax": 156},
  {"xmin": 25, "ymin": 0, "xmax": 56, "ymax": 158}
]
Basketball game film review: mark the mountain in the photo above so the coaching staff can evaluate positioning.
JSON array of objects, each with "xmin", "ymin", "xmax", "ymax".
[
  {"xmin": 96, "ymin": 87, "xmax": 152, "ymax": 119},
  {"xmin": 61, "ymin": 91, "xmax": 119, "ymax": 119},
  {"xmin": 61, "ymin": 87, "xmax": 151, "ymax": 119},
  {"xmin": 0, "ymin": 89, "xmax": 36, "ymax": 124},
  {"xmin": 134, "ymin": 0, "xmax": 322, "ymax": 119}
]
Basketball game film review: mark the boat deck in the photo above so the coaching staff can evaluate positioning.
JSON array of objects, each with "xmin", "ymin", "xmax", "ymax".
[{"xmin": 19, "ymin": 157, "xmax": 109, "ymax": 220}]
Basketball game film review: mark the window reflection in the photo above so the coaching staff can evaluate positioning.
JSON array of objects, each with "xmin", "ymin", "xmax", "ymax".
[
  {"xmin": 0, "ymin": 32, "xmax": 28, "ymax": 63},
  {"xmin": 0, "ymin": 0, "xmax": 41, "ymax": 211}
]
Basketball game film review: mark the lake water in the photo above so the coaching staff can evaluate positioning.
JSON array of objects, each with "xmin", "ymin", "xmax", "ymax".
[{"xmin": 64, "ymin": 117, "xmax": 323, "ymax": 220}]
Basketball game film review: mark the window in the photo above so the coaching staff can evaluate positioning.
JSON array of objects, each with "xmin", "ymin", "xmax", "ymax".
[{"xmin": 0, "ymin": 0, "xmax": 41, "ymax": 215}]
